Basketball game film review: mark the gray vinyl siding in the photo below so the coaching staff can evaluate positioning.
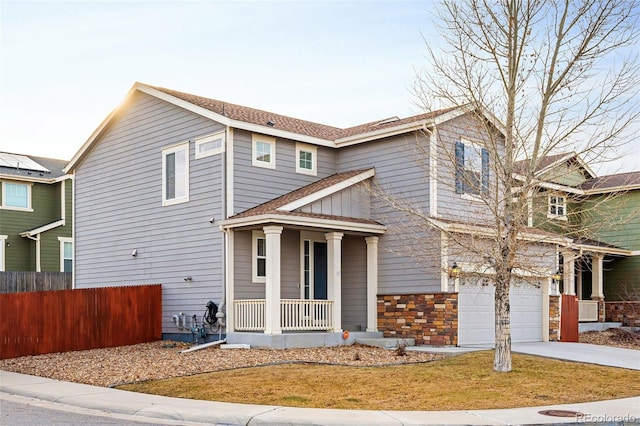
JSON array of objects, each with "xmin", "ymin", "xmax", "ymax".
[
  {"xmin": 435, "ymin": 115, "xmax": 503, "ymax": 224},
  {"xmin": 297, "ymin": 183, "xmax": 370, "ymax": 219},
  {"xmin": 74, "ymin": 91, "xmax": 226, "ymax": 334},
  {"xmin": 341, "ymin": 235, "xmax": 367, "ymax": 330},
  {"xmin": 337, "ymin": 133, "xmax": 441, "ymax": 294},
  {"xmin": 234, "ymin": 230, "xmax": 264, "ymax": 299},
  {"xmin": 234, "ymin": 229, "xmax": 300, "ymax": 300},
  {"xmin": 232, "ymin": 130, "xmax": 337, "ymax": 215}
]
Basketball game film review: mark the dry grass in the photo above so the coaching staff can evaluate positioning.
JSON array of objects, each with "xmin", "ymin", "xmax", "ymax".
[{"xmin": 118, "ymin": 351, "xmax": 640, "ymax": 410}]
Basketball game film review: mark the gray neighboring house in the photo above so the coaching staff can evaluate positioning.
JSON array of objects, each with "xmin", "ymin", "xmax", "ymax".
[{"xmin": 64, "ymin": 82, "xmax": 562, "ymax": 347}]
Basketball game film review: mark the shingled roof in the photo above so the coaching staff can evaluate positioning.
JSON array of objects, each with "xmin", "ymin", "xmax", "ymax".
[
  {"xmin": 153, "ymin": 86, "xmax": 459, "ymax": 142},
  {"xmin": 581, "ymin": 171, "xmax": 640, "ymax": 191},
  {"xmin": 0, "ymin": 151, "xmax": 68, "ymax": 179}
]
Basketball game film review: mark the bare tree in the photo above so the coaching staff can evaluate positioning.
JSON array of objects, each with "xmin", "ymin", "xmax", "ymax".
[{"xmin": 403, "ymin": 0, "xmax": 640, "ymax": 372}]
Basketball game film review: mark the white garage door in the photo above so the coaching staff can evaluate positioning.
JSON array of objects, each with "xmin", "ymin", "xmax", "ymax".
[{"xmin": 458, "ymin": 279, "xmax": 543, "ymax": 346}]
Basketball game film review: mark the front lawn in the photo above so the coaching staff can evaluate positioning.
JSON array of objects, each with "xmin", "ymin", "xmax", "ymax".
[{"xmin": 118, "ymin": 350, "xmax": 640, "ymax": 410}]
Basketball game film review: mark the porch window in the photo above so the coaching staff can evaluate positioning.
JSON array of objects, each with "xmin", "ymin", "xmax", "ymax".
[
  {"xmin": 58, "ymin": 237, "xmax": 73, "ymax": 272},
  {"xmin": 548, "ymin": 195, "xmax": 566, "ymax": 219},
  {"xmin": 252, "ymin": 134, "xmax": 276, "ymax": 169},
  {"xmin": 455, "ymin": 139, "xmax": 489, "ymax": 198},
  {"xmin": 252, "ymin": 231, "xmax": 266, "ymax": 283}
]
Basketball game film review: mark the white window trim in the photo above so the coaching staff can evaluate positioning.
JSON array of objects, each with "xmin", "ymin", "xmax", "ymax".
[
  {"xmin": 195, "ymin": 131, "xmax": 225, "ymax": 159},
  {"xmin": 0, "ymin": 235, "xmax": 7, "ymax": 271},
  {"xmin": 1, "ymin": 181, "xmax": 34, "ymax": 212},
  {"xmin": 58, "ymin": 237, "xmax": 73, "ymax": 272},
  {"xmin": 252, "ymin": 230, "xmax": 266, "ymax": 283},
  {"xmin": 162, "ymin": 142, "xmax": 190, "ymax": 207},
  {"xmin": 547, "ymin": 194, "xmax": 568, "ymax": 221},
  {"xmin": 252, "ymin": 134, "xmax": 276, "ymax": 169},
  {"xmin": 295, "ymin": 143, "xmax": 317, "ymax": 176},
  {"xmin": 458, "ymin": 138, "xmax": 486, "ymax": 198}
]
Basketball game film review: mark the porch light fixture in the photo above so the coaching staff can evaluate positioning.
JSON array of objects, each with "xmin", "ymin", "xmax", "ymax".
[
  {"xmin": 449, "ymin": 262, "xmax": 460, "ymax": 279},
  {"xmin": 552, "ymin": 270, "xmax": 562, "ymax": 282}
]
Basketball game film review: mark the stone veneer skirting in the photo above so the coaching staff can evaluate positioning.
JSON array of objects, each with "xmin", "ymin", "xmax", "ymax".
[
  {"xmin": 549, "ymin": 295, "xmax": 560, "ymax": 341},
  {"xmin": 605, "ymin": 301, "xmax": 640, "ymax": 327},
  {"xmin": 378, "ymin": 293, "xmax": 458, "ymax": 346}
]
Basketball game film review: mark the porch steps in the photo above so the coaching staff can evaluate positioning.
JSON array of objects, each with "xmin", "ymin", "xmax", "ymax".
[{"xmin": 355, "ymin": 337, "xmax": 416, "ymax": 349}]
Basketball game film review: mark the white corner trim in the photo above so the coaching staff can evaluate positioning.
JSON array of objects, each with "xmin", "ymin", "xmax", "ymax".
[
  {"xmin": 277, "ymin": 169, "xmax": 375, "ymax": 212},
  {"xmin": 429, "ymin": 128, "xmax": 438, "ymax": 217},
  {"xmin": 226, "ymin": 127, "xmax": 234, "ymax": 218}
]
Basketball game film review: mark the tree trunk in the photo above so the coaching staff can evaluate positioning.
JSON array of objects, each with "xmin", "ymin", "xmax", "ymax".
[{"xmin": 494, "ymin": 278, "xmax": 512, "ymax": 372}]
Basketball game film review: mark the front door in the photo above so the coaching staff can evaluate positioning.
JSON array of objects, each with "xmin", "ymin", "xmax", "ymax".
[
  {"xmin": 313, "ymin": 242, "xmax": 328, "ymax": 300},
  {"xmin": 302, "ymin": 237, "xmax": 328, "ymax": 300}
]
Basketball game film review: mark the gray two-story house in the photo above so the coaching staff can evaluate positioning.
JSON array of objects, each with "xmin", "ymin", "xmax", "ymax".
[{"xmin": 65, "ymin": 82, "xmax": 561, "ymax": 347}]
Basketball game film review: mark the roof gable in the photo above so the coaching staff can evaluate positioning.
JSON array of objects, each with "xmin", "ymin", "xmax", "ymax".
[{"xmin": 65, "ymin": 82, "xmax": 503, "ymax": 172}]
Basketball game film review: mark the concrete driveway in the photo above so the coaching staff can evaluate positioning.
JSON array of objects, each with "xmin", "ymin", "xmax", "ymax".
[{"xmin": 512, "ymin": 341, "xmax": 640, "ymax": 370}]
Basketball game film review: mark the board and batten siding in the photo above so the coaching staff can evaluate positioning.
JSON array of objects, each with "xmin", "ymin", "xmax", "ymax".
[
  {"xmin": 337, "ymin": 133, "xmax": 441, "ymax": 294},
  {"xmin": 232, "ymin": 129, "xmax": 337, "ymax": 215},
  {"xmin": 341, "ymin": 235, "xmax": 367, "ymax": 330},
  {"xmin": 74, "ymin": 91, "xmax": 226, "ymax": 334},
  {"xmin": 297, "ymin": 183, "xmax": 370, "ymax": 219}
]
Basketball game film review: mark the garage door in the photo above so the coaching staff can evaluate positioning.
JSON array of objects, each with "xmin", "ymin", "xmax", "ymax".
[{"xmin": 458, "ymin": 278, "xmax": 543, "ymax": 346}]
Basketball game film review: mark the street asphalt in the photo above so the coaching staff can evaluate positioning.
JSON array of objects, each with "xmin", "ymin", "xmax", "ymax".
[{"xmin": 1, "ymin": 342, "xmax": 639, "ymax": 425}]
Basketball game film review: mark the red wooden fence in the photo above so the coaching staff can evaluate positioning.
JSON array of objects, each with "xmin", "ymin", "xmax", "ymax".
[
  {"xmin": 560, "ymin": 294, "xmax": 579, "ymax": 342},
  {"xmin": 0, "ymin": 284, "xmax": 162, "ymax": 360}
]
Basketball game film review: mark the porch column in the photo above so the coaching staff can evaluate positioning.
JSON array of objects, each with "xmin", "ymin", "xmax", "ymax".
[
  {"xmin": 576, "ymin": 261, "xmax": 583, "ymax": 300},
  {"xmin": 264, "ymin": 226, "xmax": 283, "ymax": 335},
  {"xmin": 591, "ymin": 254, "xmax": 604, "ymax": 299},
  {"xmin": 365, "ymin": 236, "xmax": 379, "ymax": 332},
  {"xmin": 591, "ymin": 254, "xmax": 605, "ymax": 322},
  {"xmin": 562, "ymin": 250, "xmax": 575, "ymax": 295},
  {"xmin": 225, "ymin": 229, "xmax": 235, "ymax": 332},
  {"xmin": 326, "ymin": 232, "xmax": 344, "ymax": 333}
]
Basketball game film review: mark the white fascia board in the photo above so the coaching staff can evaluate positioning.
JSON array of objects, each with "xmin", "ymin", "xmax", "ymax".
[
  {"xmin": 630, "ymin": 250, "xmax": 640, "ymax": 256},
  {"xmin": 334, "ymin": 123, "xmax": 426, "ymax": 147},
  {"xmin": 512, "ymin": 173, "xmax": 585, "ymax": 195},
  {"xmin": 457, "ymin": 262, "xmax": 551, "ymax": 278},
  {"xmin": 55, "ymin": 174, "xmax": 74, "ymax": 182},
  {"xmin": 232, "ymin": 121, "xmax": 334, "ymax": 147},
  {"xmin": 20, "ymin": 219, "xmax": 65, "ymax": 237},
  {"xmin": 432, "ymin": 218, "xmax": 571, "ymax": 245},
  {"xmin": 220, "ymin": 214, "xmax": 386, "ymax": 234},
  {"xmin": 0, "ymin": 174, "xmax": 57, "ymax": 184},
  {"xmin": 277, "ymin": 169, "xmax": 375, "ymax": 212},
  {"xmin": 571, "ymin": 243, "xmax": 632, "ymax": 256},
  {"xmin": 584, "ymin": 184, "xmax": 640, "ymax": 195}
]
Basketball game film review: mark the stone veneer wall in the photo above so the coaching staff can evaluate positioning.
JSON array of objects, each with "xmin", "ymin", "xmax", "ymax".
[
  {"xmin": 378, "ymin": 293, "xmax": 458, "ymax": 345},
  {"xmin": 549, "ymin": 295, "xmax": 560, "ymax": 341},
  {"xmin": 605, "ymin": 301, "xmax": 640, "ymax": 327}
]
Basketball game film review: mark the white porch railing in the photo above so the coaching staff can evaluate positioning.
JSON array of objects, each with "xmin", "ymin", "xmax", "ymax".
[
  {"xmin": 579, "ymin": 300, "xmax": 599, "ymax": 322},
  {"xmin": 233, "ymin": 299, "xmax": 334, "ymax": 332},
  {"xmin": 234, "ymin": 299, "xmax": 266, "ymax": 331},
  {"xmin": 281, "ymin": 299, "xmax": 333, "ymax": 331}
]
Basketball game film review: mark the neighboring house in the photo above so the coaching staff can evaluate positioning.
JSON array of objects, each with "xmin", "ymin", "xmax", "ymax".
[
  {"xmin": 0, "ymin": 152, "xmax": 73, "ymax": 272},
  {"xmin": 64, "ymin": 82, "xmax": 562, "ymax": 347},
  {"xmin": 517, "ymin": 152, "xmax": 640, "ymax": 323}
]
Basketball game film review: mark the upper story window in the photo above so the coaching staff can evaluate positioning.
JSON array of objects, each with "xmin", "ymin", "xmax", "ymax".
[
  {"xmin": 162, "ymin": 142, "xmax": 189, "ymax": 206},
  {"xmin": 195, "ymin": 131, "xmax": 225, "ymax": 159},
  {"xmin": 252, "ymin": 230, "xmax": 266, "ymax": 283},
  {"xmin": 1, "ymin": 181, "xmax": 32, "ymax": 211},
  {"xmin": 296, "ymin": 143, "xmax": 317, "ymax": 176},
  {"xmin": 548, "ymin": 195, "xmax": 567, "ymax": 219},
  {"xmin": 252, "ymin": 134, "xmax": 276, "ymax": 169},
  {"xmin": 455, "ymin": 139, "xmax": 489, "ymax": 198}
]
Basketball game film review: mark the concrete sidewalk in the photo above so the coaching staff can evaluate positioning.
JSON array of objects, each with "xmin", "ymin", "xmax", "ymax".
[{"xmin": 1, "ymin": 342, "xmax": 639, "ymax": 425}]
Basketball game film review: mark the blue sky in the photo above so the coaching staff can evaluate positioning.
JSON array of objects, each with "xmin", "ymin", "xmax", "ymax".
[{"xmin": 1, "ymin": 0, "xmax": 637, "ymax": 175}]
